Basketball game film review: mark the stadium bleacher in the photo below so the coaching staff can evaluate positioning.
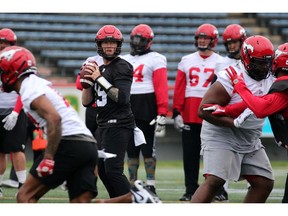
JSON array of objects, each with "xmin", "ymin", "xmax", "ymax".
[
  {"xmin": 254, "ymin": 13, "xmax": 288, "ymax": 42},
  {"xmin": 1, "ymin": 12, "xmax": 285, "ymax": 117},
  {"xmin": 0, "ymin": 13, "xmax": 251, "ymax": 78}
]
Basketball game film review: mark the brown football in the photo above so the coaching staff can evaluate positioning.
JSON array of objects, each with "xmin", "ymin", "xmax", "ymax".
[{"xmin": 80, "ymin": 62, "xmax": 96, "ymax": 89}]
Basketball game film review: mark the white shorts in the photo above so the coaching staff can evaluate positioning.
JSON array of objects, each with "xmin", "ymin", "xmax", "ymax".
[{"xmin": 202, "ymin": 148, "xmax": 274, "ymax": 182}]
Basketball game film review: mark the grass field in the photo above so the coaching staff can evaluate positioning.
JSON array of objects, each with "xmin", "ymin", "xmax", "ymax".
[{"xmin": 1, "ymin": 160, "xmax": 287, "ymax": 204}]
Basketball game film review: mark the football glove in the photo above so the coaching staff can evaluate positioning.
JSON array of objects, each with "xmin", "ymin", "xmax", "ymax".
[
  {"xmin": 2, "ymin": 111, "xmax": 19, "ymax": 131},
  {"xmin": 172, "ymin": 109, "xmax": 184, "ymax": 132},
  {"xmin": 226, "ymin": 66, "xmax": 243, "ymax": 85},
  {"xmin": 202, "ymin": 104, "xmax": 227, "ymax": 115},
  {"xmin": 149, "ymin": 115, "xmax": 166, "ymax": 132},
  {"xmin": 233, "ymin": 108, "xmax": 259, "ymax": 129},
  {"xmin": 174, "ymin": 115, "xmax": 184, "ymax": 132},
  {"xmin": 36, "ymin": 159, "xmax": 55, "ymax": 177}
]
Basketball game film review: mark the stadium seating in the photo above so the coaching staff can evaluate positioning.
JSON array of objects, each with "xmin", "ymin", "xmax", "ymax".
[
  {"xmin": 2, "ymin": 12, "xmax": 279, "ymax": 118},
  {"xmin": 1, "ymin": 13, "xmax": 243, "ymax": 78},
  {"xmin": 254, "ymin": 13, "xmax": 288, "ymax": 41}
]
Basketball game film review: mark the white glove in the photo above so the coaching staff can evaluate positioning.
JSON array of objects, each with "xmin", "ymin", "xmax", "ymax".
[
  {"xmin": 150, "ymin": 115, "xmax": 166, "ymax": 132},
  {"xmin": 2, "ymin": 111, "xmax": 19, "ymax": 131},
  {"xmin": 97, "ymin": 150, "xmax": 117, "ymax": 159},
  {"xmin": 233, "ymin": 108, "xmax": 261, "ymax": 129},
  {"xmin": 174, "ymin": 115, "xmax": 184, "ymax": 132}
]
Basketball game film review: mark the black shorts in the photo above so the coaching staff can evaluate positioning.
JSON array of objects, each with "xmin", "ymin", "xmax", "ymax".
[
  {"xmin": 0, "ymin": 110, "xmax": 28, "ymax": 153},
  {"xmin": 30, "ymin": 138, "xmax": 98, "ymax": 200}
]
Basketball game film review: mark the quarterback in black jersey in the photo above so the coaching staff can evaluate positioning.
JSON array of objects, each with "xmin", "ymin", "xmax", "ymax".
[{"xmin": 82, "ymin": 25, "xmax": 135, "ymax": 201}]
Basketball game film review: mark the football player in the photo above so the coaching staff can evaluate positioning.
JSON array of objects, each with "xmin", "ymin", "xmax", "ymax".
[
  {"xmin": 122, "ymin": 24, "xmax": 169, "ymax": 197},
  {"xmin": 0, "ymin": 45, "xmax": 98, "ymax": 202}
]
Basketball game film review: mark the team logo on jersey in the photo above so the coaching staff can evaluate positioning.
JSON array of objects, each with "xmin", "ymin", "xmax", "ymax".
[{"xmin": 0, "ymin": 48, "xmax": 22, "ymax": 61}]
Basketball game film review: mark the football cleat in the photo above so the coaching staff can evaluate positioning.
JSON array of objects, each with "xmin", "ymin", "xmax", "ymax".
[
  {"xmin": 179, "ymin": 193, "xmax": 192, "ymax": 201},
  {"xmin": 2, "ymin": 179, "xmax": 19, "ymax": 188},
  {"xmin": 131, "ymin": 180, "xmax": 162, "ymax": 203},
  {"xmin": 213, "ymin": 187, "xmax": 229, "ymax": 202}
]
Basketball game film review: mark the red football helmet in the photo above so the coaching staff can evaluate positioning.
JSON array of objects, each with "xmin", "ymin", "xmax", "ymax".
[
  {"xmin": 95, "ymin": 25, "xmax": 123, "ymax": 60},
  {"xmin": 195, "ymin": 23, "xmax": 219, "ymax": 50},
  {"xmin": 240, "ymin": 35, "xmax": 274, "ymax": 81},
  {"xmin": 0, "ymin": 28, "xmax": 17, "ymax": 44},
  {"xmin": 272, "ymin": 43, "xmax": 288, "ymax": 77},
  {"xmin": 223, "ymin": 24, "xmax": 246, "ymax": 56},
  {"xmin": 0, "ymin": 46, "xmax": 36, "ymax": 91},
  {"xmin": 0, "ymin": 28, "xmax": 17, "ymax": 51},
  {"xmin": 130, "ymin": 24, "xmax": 154, "ymax": 55}
]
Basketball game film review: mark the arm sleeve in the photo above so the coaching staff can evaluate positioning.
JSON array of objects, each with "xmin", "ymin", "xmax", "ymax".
[
  {"xmin": 223, "ymin": 101, "xmax": 248, "ymax": 118},
  {"xmin": 234, "ymin": 81, "xmax": 288, "ymax": 118},
  {"xmin": 152, "ymin": 67, "xmax": 169, "ymax": 116},
  {"xmin": 13, "ymin": 95, "xmax": 23, "ymax": 113},
  {"xmin": 172, "ymin": 70, "xmax": 186, "ymax": 113}
]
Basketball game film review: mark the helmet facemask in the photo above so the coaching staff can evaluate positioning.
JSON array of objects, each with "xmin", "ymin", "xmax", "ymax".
[
  {"xmin": 96, "ymin": 40, "xmax": 122, "ymax": 61},
  {"xmin": 244, "ymin": 57, "xmax": 272, "ymax": 81},
  {"xmin": 130, "ymin": 35, "xmax": 152, "ymax": 55},
  {"xmin": 224, "ymin": 40, "xmax": 242, "ymax": 59},
  {"xmin": 195, "ymin": 35, "xmax": 215, "ymax": 51}
]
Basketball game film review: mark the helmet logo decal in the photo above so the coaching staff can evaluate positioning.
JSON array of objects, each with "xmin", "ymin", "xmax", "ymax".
[
  {"xmin": 243, "ymin": 42, "xmax": 254, "ymax": 53},
  {"xmin": 0, "ymin": 48, "xmax": 22, "ymax": 61},
  {"xmin": 240, "ymin": 28, "xmax": 246, "ymax": 35},
  {"xmin": 275, "ymin": 49, "xmax": 283, "ymax": 58}
]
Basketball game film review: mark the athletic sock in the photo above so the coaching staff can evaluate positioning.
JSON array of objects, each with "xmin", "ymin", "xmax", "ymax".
[{"xmin": 16, "ymin": 170, "xmax": 27, "ymax": 184}]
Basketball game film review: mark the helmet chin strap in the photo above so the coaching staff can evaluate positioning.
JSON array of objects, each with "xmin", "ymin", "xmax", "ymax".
[{"xmin": 197, "ymin": 46, "xmax": 210, "ymax": 52}]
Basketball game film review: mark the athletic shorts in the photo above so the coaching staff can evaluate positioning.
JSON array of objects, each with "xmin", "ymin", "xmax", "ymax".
[
  {"xmin": 30, "ymin": 138, "xmax": 98, "ymax": 200},
  {"xmin": 202, "ymin": 147, "xmax": 274, "ymax": 182},
  {"xmin": 0, "ymin": 110, "xmax": 27, "ymax": 153}
]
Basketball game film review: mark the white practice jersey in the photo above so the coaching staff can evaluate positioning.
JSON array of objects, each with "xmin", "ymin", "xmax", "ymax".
[
  {"xmin": 20, "ymin": 74, "xmax": 92, "ymax": 137},
  {"xmin": 178, "ymin": 52, "xmax": 224, "ymax": 98},
  {"xmin": 201, "ymin": 62, "xmax": 275, "ymax": 153},
  {"xmin": 0, "ymin": 80, "xmax": 18, "ymax": 109},
  {"xmin": 214, "ymin": 56, "xmax": 240, "ymax": 76},
  {"xmin": 0, "ymin": 91, "xmax": 18, "ymax": 109},
  {"xmin": 122, "ymin": 52, "xmax": 167, "ymax": 94}
]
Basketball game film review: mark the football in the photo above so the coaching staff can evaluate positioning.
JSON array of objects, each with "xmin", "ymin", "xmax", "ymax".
[{"xmin": 80, "ymin": 62, "xmax": 96, "ymax": 89}]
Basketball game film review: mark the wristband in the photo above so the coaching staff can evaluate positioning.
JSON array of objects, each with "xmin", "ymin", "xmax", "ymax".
[{"xmin": 96, "ymin": 76, "xmax": 113, "ymax": 92}]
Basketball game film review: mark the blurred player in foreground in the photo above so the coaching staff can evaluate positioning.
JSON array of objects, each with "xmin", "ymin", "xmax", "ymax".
[
  {"xmin": 0, "ymin": 28, "xmax": 27, "ymax": 197},
  {"xmin": 0, "ymin": 45, "xmax": 98, "ymax": 203}
]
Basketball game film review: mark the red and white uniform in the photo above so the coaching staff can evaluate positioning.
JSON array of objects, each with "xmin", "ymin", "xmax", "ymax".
[
  {"xmin": 20, "ymin": 74, "xmax": 92, "ymax": 137},
  {"xmin": 122, "ymin": 51, "xmax": 168, "ymax": 119},
  {"xmin": 173, "ymin": 52, "xmax": 223, "ymax": 123}
]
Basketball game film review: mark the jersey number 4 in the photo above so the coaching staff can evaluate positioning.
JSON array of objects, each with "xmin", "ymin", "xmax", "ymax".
[{"xmin": 133, "ymin": 64, "xmax": 144, "ymax": 82}]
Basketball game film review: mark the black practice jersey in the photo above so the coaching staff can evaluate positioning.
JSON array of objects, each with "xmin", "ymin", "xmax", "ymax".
[{"xmin": 95, "ymin": 57, "xmax": 135, "ymax": 129}]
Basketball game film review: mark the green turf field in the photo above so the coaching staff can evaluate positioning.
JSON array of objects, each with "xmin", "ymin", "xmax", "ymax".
[{"xmin": 0, "ymin": 160, "xmax": 287, "ymax": 203}]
